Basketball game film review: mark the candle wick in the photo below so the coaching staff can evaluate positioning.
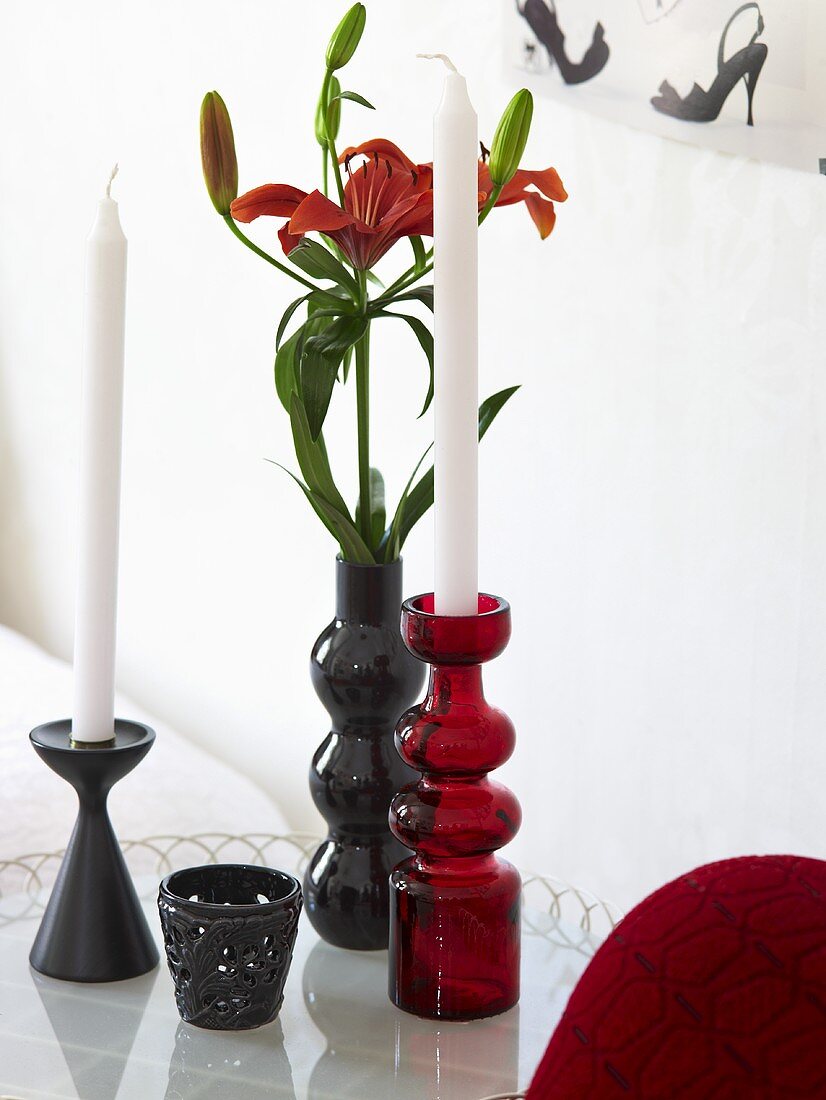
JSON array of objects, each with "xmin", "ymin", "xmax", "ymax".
[
  {"xmin": 106, "ymin": 163, "xmax": 119, "ymax": 199},
  {"xmin": 417, "ymin": 52, "xmax": 459, "ymax": 73}
]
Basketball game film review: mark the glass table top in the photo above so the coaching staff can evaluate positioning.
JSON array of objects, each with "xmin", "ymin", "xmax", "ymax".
[{"xmin": 0, "ymin": 886, "xmax": 601, "ymax": 1100}]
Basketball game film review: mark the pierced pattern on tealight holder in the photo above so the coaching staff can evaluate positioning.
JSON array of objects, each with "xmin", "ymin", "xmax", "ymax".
[{"xmin": 157, "ymin": 864, "xmax": 302, "ymax": 1031}]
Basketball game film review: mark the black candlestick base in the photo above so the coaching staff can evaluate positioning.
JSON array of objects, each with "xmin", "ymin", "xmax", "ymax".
[{"xmin": 29, "ymin": 719, "xmax": 160, "ymax": 983}]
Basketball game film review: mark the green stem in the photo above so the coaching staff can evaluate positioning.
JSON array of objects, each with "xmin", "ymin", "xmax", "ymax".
[
  {"xmin": 477, "ymin": 184, "xmax": 503, "ymax": 227},
  {"xmin": 320, "ymin": 150, "xmax": 344, "ymax": 259},
  {"xmin": 321, "ymin": 70, "xmax": 347, "ymax": 206},
  {"xmin": 354, "ymin": 270, "xmax": 371, "ymax": 544},
  {"xmin": 223, "ymin": 216, "xmax": 319, "ymax": 293},
  {"xmin": 355, "ymin": 322, "xmax": 371, "ymax": 545}
]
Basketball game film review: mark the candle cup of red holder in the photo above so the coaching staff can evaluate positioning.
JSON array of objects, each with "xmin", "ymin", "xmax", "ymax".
[{"xmin": 388, "ymin": 593, "xmax": 521, "ymax": 1021}]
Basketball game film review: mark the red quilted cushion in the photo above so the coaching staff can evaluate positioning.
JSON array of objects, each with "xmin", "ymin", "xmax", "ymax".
[{"xmin": 528, "ymin": 855, "xmax": 826, "ymax": 1099}]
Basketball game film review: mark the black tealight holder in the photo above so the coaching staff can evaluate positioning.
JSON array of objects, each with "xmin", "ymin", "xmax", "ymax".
[
  {"xmin": 158, "ymin": 864, "xmax": 303, "ymax": 1030},
  {"xmin": 28, "ymin": 718, "xmax": 160, "ymax": 983}
]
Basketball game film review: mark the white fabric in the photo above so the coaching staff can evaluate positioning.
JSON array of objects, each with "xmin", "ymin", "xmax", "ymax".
[{"xmin": 0, "ymin": 625, "xmax": 287, "ymax": 860}]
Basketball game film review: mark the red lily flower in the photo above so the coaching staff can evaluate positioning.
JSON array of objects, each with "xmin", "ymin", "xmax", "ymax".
[
  {"xmin": 230, "ymin": 140, "xmax": 432, "ymax": 270},
  {"xmin": 478, "ymin": 161, "xmax": 567, "ymax": 240},
  {"xmin": 229, "ymin": 138, "xmax": 567, "ymax": 269}
]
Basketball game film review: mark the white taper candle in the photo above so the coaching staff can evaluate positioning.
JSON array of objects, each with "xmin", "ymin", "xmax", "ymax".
[
  {"xmin": 427, "ymin": 55, "xmax": 479, "ymax": 616},
  {"xmin": 71, "ymin": 167, "xmax": 127, "ymax": 743}
]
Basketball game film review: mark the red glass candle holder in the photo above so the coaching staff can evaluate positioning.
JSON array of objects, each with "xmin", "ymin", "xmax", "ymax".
[{"xmin": 388, "ymin": 593, "xmax": 521, "ymax": 1021}]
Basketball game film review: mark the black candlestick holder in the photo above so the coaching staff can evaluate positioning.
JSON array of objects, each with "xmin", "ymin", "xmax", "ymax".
[{"xmin": 28, "ymin": 718, "xmax": 160, "ymax": 983}]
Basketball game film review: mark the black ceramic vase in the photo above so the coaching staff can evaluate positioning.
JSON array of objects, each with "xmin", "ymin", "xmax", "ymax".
[{"xmin": 304, "ymin": 558, "xmax": 425, "ymax": 950}]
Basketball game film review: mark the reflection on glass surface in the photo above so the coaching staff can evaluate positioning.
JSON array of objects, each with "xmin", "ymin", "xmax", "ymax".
[
  {"xmin": 395, "ymin": 1006, "xmax": 520, "ymax": 1100},
  {"xmin": 0, "ymin": 859, "xmax": 610, "ymax": 1098},
  {"xmin": 303, "ymin": 941, "xmax": 395, "ymax": 1097},
  {"xmin": 32, "ymin": 967, "xmax": 157, "ymax": 1100},
  {"xmin": 303, "ymin": 941, "xmax": 519, "ymax": 1100},
  {"xmin": 165, "ymin": 1019, "xmax": 297, "ymax": 1099}
]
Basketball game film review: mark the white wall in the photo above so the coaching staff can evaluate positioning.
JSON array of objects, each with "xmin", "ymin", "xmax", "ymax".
[{"xmin": 1, "ymin": 0, "xmax": 824, "ymax": 911}]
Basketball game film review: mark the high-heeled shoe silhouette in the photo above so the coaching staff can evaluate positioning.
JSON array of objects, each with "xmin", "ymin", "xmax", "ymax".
[
  {"xmin": 517, "ymin": 0, "xmax": 610, "ymax": 85},
  {"xmin": 651, "ymin": 3, "xmax": 767, "ymax": 126}
]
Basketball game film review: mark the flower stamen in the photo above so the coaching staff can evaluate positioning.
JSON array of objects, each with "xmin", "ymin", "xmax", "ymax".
[
  {"xmin": 366, "ymin": 164, "xmax": 391, "ymax": 226},
  {"xmin": 347, "ymin": 160, "xmax": 363, "ymax": 221},
  {"xmin": 364, "ymin": 159, "xmax": 377, "ymax": 224}
]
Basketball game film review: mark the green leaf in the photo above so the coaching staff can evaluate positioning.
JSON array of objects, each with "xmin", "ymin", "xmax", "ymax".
[
  {"xmin": 380, "ymin": 443, "xmax": 433, "ymax": 563},
  {"xmin": 387, "ymin": 285, "xmax": 433, "ymax": 312},
  {"xmin": 375, "ymin": 311, "xmax": 433, "ymax": 416},
  {"xmin": 274, "ymin": 327, "xmax": 303, "ymax": 411},
  {"xmin": 301, "ymin": 351, "xmax": 339, "ymax": 443},
  {"xmin": 306, "ymin": 295, "xmax": 332, "ymax": 321},
  {"xmin": 305, "ymin": 307, "xmax": 350, "ymax": 325},
  {"xmin": 314, "ymin": 286, "xmax": 357, "ymax": 309},
  {"xmin": 479, "ymin": 384, "xmax": 521, "ymax": 439},
  {"xmin": 277, "ymin": 289, "xmax": 351, "ymax": 351},
  {"xmin": 330, "ymin": 90, "xmax": 376, "ymax": 111},
  {"xmin": 397, "ymin": 466, "xmax": 433, "ymax": 555},
  {"xmin": 289, "ymin": 392, "xmax": 351, "ymax": 519},
  {"xmin": 341, "ymin": 344, "xmax": 354, "ymax": 384},
  {"xmin": 299, "ymin": 302, "xmax": 337, "ymax": 410},
  {"xmin": 287, "ymin": 239, "xmax": 360, "ymax": 299},
  {"xmin": 270, "ymin": 462, "xmax": 374, "ymax": 564},
  {"xmin": 409, "ymin": 235, "xmax": 427, "ymax": 275},
  {"xmin": 397, "ymin": 386, "xmax": 520, "ymax": 550},
  {"xmin": 275, "ymin": 307, "xmax": 347, "ymax": 413},
  {"xmin": 367, "ymin": 283, "xmax": 433, "ymax": 314},
  {"xmin": 355, "ymin": 467, "xmax": 386, "ymax": 552},
  {"xmin": 301, "ymin": 315, "xmax": 368, "ymax": 438},
  {"xmin": 276, "ymin": 294, "xmax": 310, "ymax": 350}
]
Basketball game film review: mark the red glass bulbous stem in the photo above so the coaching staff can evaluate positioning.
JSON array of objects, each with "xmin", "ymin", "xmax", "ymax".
[{"xmin": 388, "ymin": 594, "xmax": 521, "ymax": 1021}]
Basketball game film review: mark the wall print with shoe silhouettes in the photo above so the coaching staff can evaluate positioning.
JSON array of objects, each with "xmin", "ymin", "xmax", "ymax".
[
  {"xmin": 516, "ymin": 0, "xmax": 610, "ymax": 84},
  {"xmin": 651, "ymin": 4, "xmax": 767, "ymax": 126},
  {"xmin": 506, "ymin": 0, "xmax": 826, "ymax": 173}
]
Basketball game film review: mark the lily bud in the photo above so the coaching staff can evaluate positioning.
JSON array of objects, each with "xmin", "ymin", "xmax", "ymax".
[
  {"xmin": 325, "ymin": 3, "xmax": 366, "ymax": 71},
  {"xmin": 200, "ymin": 91, "xmax": 238, "ymax": 216},
  {"xmin": 315, "ymin": 76, "xmax": 341, "ymax": 146},
  {"xmin": 488, "ymin": 88, "xmax": 534, "ymax": 188}
]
